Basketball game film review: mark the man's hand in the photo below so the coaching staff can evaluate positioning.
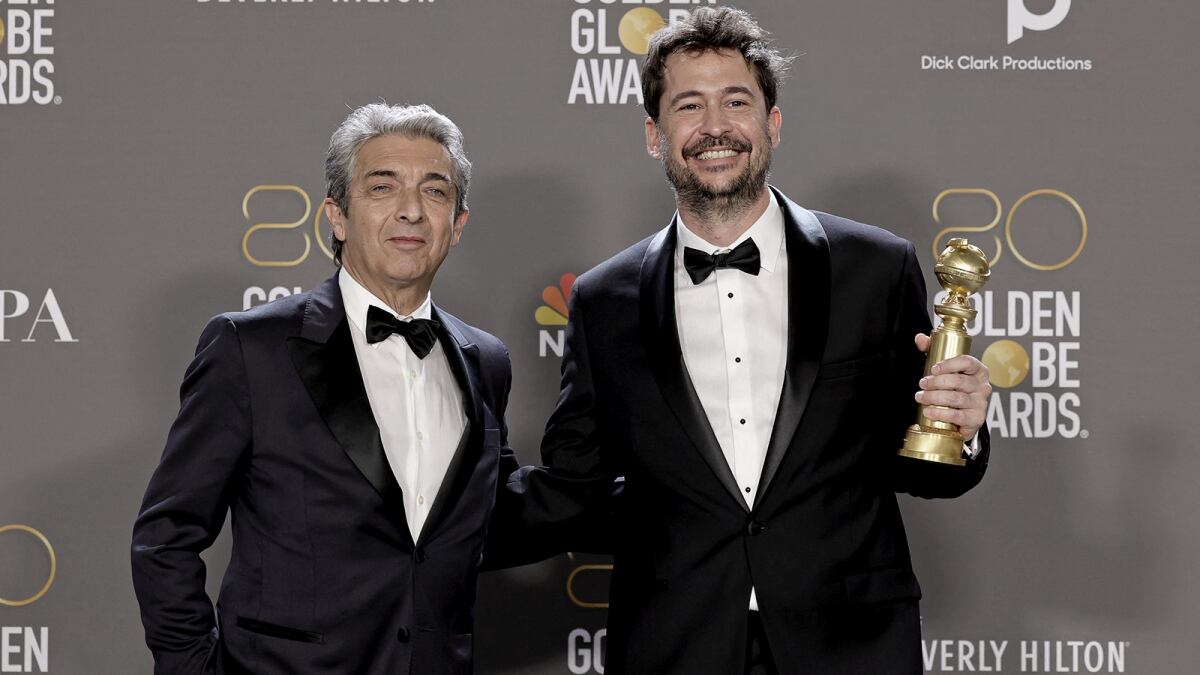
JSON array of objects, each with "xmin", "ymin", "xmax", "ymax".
[{"xmin": 913, "ymin": 334, "xmax": 991, "ymax": 441}]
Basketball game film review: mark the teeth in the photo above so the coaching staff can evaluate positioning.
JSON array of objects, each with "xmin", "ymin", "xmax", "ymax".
[{"xmin": 697, "ymin": 149, "xmax": 738, "ymax": 160}]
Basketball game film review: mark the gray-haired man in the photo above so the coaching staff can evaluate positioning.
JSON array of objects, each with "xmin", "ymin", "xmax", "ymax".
[{"xmin": 132, "ymin": 103, "xmax": 537, "ymax": 674}]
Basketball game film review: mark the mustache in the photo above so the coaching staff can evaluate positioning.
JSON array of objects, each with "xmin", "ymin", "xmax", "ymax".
[{"xmin": 683, "ymin": 135, "xmax": 752, "ymax": 158}]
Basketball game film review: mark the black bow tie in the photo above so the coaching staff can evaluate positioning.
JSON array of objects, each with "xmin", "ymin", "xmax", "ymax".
[
  {"xmin": 683, "ymin": 238, "xmax": 761, "ymax": 284},
  {"xmin": 364, "ymin": 305, "xmax": 441, "ymax": 359}
]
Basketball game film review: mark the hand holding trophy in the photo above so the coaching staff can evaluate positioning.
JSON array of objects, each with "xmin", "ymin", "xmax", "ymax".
[{"xmin": 898, "ymin": 238, "xmax": 991, "ymax": 466}]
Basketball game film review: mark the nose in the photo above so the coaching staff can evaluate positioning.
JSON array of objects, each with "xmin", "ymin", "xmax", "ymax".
[
  {"xmin": 700, "ymin": 105, "xmax": 733, "ymax": 138},
  {"xmin": 391, "ymin": 188, "xmax": 424, "ymax": 224}
]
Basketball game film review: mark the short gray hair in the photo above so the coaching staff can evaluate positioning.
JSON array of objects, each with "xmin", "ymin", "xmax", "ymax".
[{"xmin": 324, "ymin": 103, "xmax": 472, "ymax": 265}]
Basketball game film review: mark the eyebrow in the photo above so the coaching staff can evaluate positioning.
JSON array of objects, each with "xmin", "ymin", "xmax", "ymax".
[
  {"xmin": 669, "ymin": 86, "xmax": 757, "ymax": 108},
  {"xmin": 363, "ymin": 169, "xmax": 452, "ymax": 185}
]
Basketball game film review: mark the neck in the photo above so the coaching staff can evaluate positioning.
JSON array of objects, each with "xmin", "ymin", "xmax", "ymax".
[
  {"xmin": 343, "ymin": 264, "xmax": 430, "ymax": 317},
  {"xmin": 677, "ymin": 187, "xmax": 771, "ymax": 248}
]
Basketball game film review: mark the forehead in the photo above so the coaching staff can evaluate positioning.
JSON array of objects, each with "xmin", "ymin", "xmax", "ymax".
[
  {"xmin": 354, "ymin": 134, "xmax": 452, "ymax": 178},
  {"xmin": 661, "ymin": 47, "xmax": 762, "ymax": 98}
]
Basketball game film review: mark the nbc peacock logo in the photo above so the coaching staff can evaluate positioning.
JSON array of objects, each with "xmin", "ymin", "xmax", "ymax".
[{"xmin": 536, "ymin": 273, "xmax": 576, "ymax": 358}]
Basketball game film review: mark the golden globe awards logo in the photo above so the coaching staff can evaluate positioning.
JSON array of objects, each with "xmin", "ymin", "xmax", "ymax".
[
  {"xmin": 567, "ymin": 1, "xmax": 719, "ymax": 105},
  {"xmin": 0, "ymin": 524, "xmax": 55, "ymax": 673},
  {"xmin": 931, "ymin": 188, "xmax": 1087, "ymax": 441},
  {"xmin": 0, "ymin": 0, "xmax": 57, "ymax": 106}
]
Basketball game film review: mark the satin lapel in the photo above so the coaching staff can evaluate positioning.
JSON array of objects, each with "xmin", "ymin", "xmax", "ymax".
[
  {"xmin": 286, "ymin": 275, "xmax": 410, "ymax": 541},
  {"xmin": 754, "ymin": 189, "xmax": 831, "ymax": 509},
  {"xmin": 640, "ymin": 223, "xmax": 748, "ymax": 512},
  {"xmin": 415, "ymin": 307, "xmax": 483, "ymax": 547}
]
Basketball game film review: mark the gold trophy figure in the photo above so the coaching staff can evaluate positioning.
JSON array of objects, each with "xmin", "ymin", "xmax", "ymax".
[{"xmin": 898, "ymin": 238, "xmax": 990, "ymax": 466}]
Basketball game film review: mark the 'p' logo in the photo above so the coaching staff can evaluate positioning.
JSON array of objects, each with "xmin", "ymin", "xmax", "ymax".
[{"xmin": 1008, "ymin": 0, "xmax": 1071, "ymax": 44}]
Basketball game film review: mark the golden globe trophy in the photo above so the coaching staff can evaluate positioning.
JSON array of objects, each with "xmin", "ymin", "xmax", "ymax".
[{"xmin": 898, "ymin": 238, "xmax": 991, "ymax": 466}]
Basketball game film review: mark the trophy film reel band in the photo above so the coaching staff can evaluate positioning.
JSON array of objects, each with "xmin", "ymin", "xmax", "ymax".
[{"xmin": 0, "ymin": 524, "xmax": 57, "ymax": 607}]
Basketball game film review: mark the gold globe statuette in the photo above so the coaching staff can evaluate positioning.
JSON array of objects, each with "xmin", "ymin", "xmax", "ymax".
[{"xmin": 898, "ymin": 238, "xmax": 991, "ymax": 466}]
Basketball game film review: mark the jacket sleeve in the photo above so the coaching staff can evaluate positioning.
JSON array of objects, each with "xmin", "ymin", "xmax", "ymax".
[
  {"xmin": 131, "ymin": 316, "xmax": 251, "ymax": 674},
  {"xmin": 482, "ymin": 283, "xmax": 621, "ymax": 570},
  {"xmin": 887, "ymin": 241, "xmax": 990, "ymax": 498}
]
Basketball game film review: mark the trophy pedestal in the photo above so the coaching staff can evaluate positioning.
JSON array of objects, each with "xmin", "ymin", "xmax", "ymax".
[{"xmin": 898, "ymin": 424, "xmax": 967, "ymax": 466}]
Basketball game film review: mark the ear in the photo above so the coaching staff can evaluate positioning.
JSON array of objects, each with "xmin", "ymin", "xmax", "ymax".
[
  {"xmin": 768, "ymin": 106, "xmax": 782, "ymax": 148},
  {"xmin": 644, "ymin": 116, "xmax": 662, "ymax": 159},
  {"xmin": 324, "ymin": 198, "xmax": 347, "ymax": 243},
  {"xmin": 450, "ymin": 208, "xmax": 469, "ymax": 247}
]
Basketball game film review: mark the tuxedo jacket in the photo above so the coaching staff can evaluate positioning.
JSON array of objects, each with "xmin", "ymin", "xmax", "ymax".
[
  {"xmin": 542, "ymin": 188, "xmax": 990, "ymax": 674},
  {"xmin": 131, "ymin": 274, "xmax": 522, "ymax": 675}
]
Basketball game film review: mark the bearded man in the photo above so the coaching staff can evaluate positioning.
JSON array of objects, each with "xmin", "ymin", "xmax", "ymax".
[{"xmin": 539, "ymin": 7, "xmax": 993, "ymax": 674}]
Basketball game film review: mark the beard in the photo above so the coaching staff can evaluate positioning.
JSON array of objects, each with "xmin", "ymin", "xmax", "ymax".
[{"xmin": 658, "ymin": 127, "xmax": 772, "ymax": 222}]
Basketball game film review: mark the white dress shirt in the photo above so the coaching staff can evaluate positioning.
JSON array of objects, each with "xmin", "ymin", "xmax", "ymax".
[
  {"xmin": 674, "ymin": 192, "xmax": 788, "ymax": 611},
  {"xmin": 339, "ymin": 268, "xmax": 468, "ymax": 541}
]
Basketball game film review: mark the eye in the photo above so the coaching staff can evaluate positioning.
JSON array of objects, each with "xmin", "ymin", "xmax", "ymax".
[
  {"xmin": 425, "ymin": 187, "xmax": 447, "ymax": 198},
  {"xmin": 677, "ymin": 102, "xmax": 701, "ymax": 112},
  {"xmin": 369, "ymin": 183, "xmax": 392, "ymax": 193},
  {"xmin": 728, "ymin": 100, "xmax": 748, "ymax": 108}
]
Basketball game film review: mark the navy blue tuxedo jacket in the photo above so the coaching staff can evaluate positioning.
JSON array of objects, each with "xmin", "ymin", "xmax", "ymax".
[
  {"xmin": 132, "ymin": 274, "xmax": 523, "ymax": 674},
  {"xmin": 541, "ymin": 188, "xmax": 990, "ymax": 674}
]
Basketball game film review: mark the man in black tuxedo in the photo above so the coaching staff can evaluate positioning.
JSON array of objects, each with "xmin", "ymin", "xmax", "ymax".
[
  {"xmin": 541, "ymin": 8, "xmax": 992, "ymax": 674},
  {"xmin": 132, "ymin": 103, "xmax": 534, "ymax": 674}
]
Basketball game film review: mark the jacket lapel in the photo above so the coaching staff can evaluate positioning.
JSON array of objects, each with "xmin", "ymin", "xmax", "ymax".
[
  {"xmin": 754, "ymin": 188, "xmax": 831, "ymax": 508},
  {"xmin": 640, "ymin": 223, "xmax": 749, "ymax": 512},
  {"xmin": 286, "ymin": 274, "xmax": 411, "ymax": 543},
  {"xmin": 415, "ymin": 306, "xmax": 484, "ymax": 547}
]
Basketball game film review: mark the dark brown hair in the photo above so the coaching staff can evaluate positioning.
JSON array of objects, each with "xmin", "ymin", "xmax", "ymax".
[{"xmin": 641, "ymin": 7, "xmax": 791, "ymax": 121}]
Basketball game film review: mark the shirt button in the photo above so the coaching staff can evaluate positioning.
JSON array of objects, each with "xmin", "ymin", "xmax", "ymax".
[
  {"xmin": 740, "ymin": 419, "xmax": 746, "ymax": 425},
  {"xmin": 417, "ymin": 495, "xmax": 425, "ymax": 506},
  {"xmin": 728, "ymin": 292, "xmax": 734, "ymax": 299},
  {"xmin": 417, "ymin": 431, "xmax": 424, "ymax": 441},
  {"xmin": 744, "ymin": 487, "xmax": 751, "ymax": 493},
  {"xmin": 735, "ymin": 357, "xmax": 742, "ymax": 363}
]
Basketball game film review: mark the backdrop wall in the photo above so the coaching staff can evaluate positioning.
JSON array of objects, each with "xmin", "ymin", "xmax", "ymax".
[{"xmin": 2, "ymin": 1, "xmax": 1197, "ymax": 673}]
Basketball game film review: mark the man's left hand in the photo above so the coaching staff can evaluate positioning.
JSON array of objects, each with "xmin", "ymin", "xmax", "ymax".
[{"xmin": 913, "ymin": 334, "xmax": 991, "ymax": 441}]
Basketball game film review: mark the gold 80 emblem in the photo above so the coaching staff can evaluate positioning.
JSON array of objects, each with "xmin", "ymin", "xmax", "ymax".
[
  {"xmin": 566, "ymin": 563, "xmax": 613, "ymax": 609},
  {"xmin": 0, "ymin": 524, "xmax": 57, "ymax": 607},
  {"xmin": 241, "ymin": 186, "xmax": 336, "ymax": 267},
  {"xmin": 932, "ymin": 188, "xmax": 1087, "ymax": 271}
]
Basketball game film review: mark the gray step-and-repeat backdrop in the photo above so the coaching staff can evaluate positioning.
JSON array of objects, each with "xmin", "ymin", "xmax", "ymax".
[{"xmin": 2, "ymin": 1, "xmax": 1197, "ymax": 673}]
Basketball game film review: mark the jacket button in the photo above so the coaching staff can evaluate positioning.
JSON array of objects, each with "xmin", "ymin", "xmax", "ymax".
[
  {"xmin": 397, "ymin": 626, "xmax": 410, "ymax": 643},
  {"xmin": 414, "ymin": 549, "xmax": 426, "ymax": 563},
  {"xmin": 746, "ymin": 520, "xmax": 766, "ymax": 536}
]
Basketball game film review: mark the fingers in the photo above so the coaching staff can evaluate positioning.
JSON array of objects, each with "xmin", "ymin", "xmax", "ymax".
[
  {"xmin": 918, "ymin": 404, "xmax": 985, "ymax": 440},
  {"xmin": 929, "ymin": 354, "xmax": 985, "ymax": 376},
  {"xmin": 916, "ymin": 354, "xmax": 992, "ymax": 441},
  {"xmin": 913, "ymin": 333, "xmax": 931, "ymax": 353},
  {"xmin": 915, "ymin": 387, "xmax": 976, "ymax": 409}
]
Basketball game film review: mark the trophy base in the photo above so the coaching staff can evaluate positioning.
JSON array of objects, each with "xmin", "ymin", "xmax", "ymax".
[{"xmin": 898, "ymin": 425, "xmax": 967, "ymax": 466}]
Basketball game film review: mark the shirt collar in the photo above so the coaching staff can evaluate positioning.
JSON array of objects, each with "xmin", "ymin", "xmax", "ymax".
[
  {"xmin": 674, "ymin": 190, "xmax": 784, "ymax": 273},
  {"xmin": 338, "ymin": 267, "xmax": 433, "ymax": 335}
]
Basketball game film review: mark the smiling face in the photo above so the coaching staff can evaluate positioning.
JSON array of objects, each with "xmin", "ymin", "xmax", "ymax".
[
  {"xmin": 325, "ymin": 134, "xmax": 468, "ymax": 302},
  {"xmin": 645, "ymin": 48, "xmax": 781, "ymax": 216}
]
